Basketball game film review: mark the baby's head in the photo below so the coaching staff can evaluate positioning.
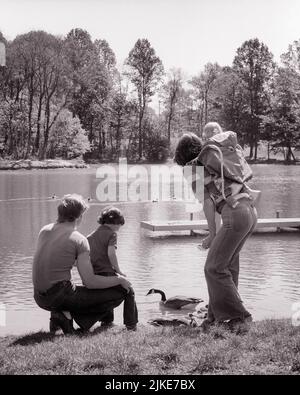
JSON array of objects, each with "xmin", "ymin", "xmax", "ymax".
[
  {"xmin": 98, "ymin": 206, "xmax": 125, "ymax": 231},
  {"xmin": 174, "ymin": 133, "xmax": 202, "ymax": 167},
  {"xmin": 203, "ymin": 122, "xmax": 223, "ymax": 141}
]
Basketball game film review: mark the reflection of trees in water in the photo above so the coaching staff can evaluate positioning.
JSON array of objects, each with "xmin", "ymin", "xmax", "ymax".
[
  {"xmin": 252, "ymin": 164, "xmax": 300, "ymax": 218},
  {"xmin": 240, "ymin": 234, "xmax": 300, "ymax": 302}
]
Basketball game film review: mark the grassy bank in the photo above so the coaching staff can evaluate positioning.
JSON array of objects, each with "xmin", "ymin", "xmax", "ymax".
[
  {"xmin": 0, "ymin": 159, "xmax": 89, "ymax": 170},
  {"xmin": 0, "ymin": 319, "xmax": 300, "ymax": 375}
]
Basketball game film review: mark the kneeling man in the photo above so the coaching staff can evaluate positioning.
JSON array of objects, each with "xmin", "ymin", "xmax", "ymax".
[{"xmin": 32, "ymin": 194, "xmax": 138, "ymax": 333}]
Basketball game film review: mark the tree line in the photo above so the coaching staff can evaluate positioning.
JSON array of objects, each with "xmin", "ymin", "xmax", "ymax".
[{"xmin": 0, "ymin": 29, "xmax": 300, "ymax": 162}]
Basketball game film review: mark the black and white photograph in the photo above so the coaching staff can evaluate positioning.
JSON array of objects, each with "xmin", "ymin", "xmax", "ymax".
[{"xmin": 0, "ymin": 0, "xmax": 300, "ymax": 377}]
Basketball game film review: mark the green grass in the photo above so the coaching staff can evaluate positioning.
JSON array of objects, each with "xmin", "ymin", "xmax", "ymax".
[{"xmin": 0, "ymin": 319, "xmax": 300, "ymax": 375}]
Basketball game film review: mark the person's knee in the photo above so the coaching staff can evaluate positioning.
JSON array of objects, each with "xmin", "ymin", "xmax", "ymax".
[
  {"xmin": 205, "ymin": 263, "xmax": 215, "ymax": 279},
  {"xmin": 127, "ymin": 287, "xmax": 135, "ymax": 297}
]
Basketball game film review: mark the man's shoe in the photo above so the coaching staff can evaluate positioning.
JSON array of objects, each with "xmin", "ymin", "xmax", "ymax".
[
  {"xmin": 126, "ymin": 324, "xmax": 137, "ymax": 331},
  {"xmin": 101, "ymin": 321, "xmax": 115, "ymax": 329},
  {"xmin": 222, "ymin": 315, "xmax": 253, "ymax": 332},
  {"xmin": 49, "ymin": 311, "xmax": 75, "ymax": 335},
  {"xmin": 200, "ymin": 318, "xmax": 215, "ymax": 332}
]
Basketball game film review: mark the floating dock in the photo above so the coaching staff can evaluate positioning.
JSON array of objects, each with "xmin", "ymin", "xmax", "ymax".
[{"xmin": 141, "ymin": 218, "xmax": 300, "ymax": 233}]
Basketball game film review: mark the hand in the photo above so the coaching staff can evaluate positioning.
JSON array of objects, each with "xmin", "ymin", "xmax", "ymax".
[
  {"xmin": 118, "ymin": 276, "xmax": 132, "ymax": 292},
  {"xmin": 201, "ymin": 234, "xmax": 215, "ymax": 249}
]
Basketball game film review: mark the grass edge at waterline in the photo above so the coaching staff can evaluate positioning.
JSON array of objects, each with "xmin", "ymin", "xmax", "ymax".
[{"xmin": 0, "ymin": 318, "xmax": 300, "ymax": 375}]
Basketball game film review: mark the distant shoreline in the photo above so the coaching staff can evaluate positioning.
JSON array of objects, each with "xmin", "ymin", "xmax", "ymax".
[
  {"xmin": 0, "ymin": 159, "xmax": 89, "ymax": 170},
  {"xmin": 0, "ymin": 157, "xmax": 299, "ymax": 171},
  {"xmin": 247, "ymin": 159, "xmax": 300, "ymax": 165}
]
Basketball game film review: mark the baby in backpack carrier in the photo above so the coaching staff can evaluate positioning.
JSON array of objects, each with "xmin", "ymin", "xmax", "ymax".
[{"xmin": 202, "ymin": 122, "xmax": 261, "ymax": 208}]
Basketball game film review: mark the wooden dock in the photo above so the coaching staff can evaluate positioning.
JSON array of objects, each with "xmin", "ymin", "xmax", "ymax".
[{"xmin": 141, "ymin": 218, "xmax": 300, "ymax": 233}]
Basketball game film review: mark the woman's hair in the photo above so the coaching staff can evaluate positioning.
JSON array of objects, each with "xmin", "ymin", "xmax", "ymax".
[
  {"xmin": 98, "ymin": 206, "xmax": 125, "ymax": 226},
  {"xmin": 203, "ymin": 122, "xmax": 223, "ymax": 140},
  {"xmin": 57, "ymin": 194, "xmax": 89, "ymax": 223},
  {"xmin": 174, "ymin": 133, "xmax": 202, "ymax": 166}
]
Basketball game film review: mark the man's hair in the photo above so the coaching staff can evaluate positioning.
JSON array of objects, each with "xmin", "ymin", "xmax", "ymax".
[
  {"xmin": 174, "ymin": 133, "xmax": 202, "ymax": 167},
  {"xmin": 57, "ymin": 194, "xmax": 89, "ymax": 223},
  {"xmin": 203, "ymin": 122, "xmax": 223, "ymax": 140},
  {"xmin": 98, "ymin": 206, "xmax": 125, "ymax": 226}
]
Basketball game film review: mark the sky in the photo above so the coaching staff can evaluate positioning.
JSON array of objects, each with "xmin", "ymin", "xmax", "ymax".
[{"xmin": 1, "ymin": 0, "xmax": 300, "ymax": 77}]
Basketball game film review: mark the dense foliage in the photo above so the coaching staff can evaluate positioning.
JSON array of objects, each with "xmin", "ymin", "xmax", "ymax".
[{"xmin": 0, "ymin": 31, "xmax": 300, "ymax": 162}]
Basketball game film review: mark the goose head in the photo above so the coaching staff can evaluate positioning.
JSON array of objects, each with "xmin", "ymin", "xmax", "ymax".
[
  {"xmin": 146, "ymin": 288, "xmax": 166, "ymax": 302},
  {"xmin": 146, "ymin": 288, "xmax": 156, "ymax": 296}
]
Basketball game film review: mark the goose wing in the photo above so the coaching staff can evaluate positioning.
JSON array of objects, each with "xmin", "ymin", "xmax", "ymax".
[{"xmin": 164, "ymin": 296, "xmax": 203, "ymax": 309}]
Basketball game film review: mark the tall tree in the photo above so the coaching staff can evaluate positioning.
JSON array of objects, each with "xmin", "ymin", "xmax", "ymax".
[
  {"xmin": 189, "ymin": 63, "xmax": 221, "ymax": 134},
  {"xmin": 65, "ymin": 29, "xmax": 115, "ymax": 158},
  {"xmin": 161, "ymin": 68, "xmax": 183, "ymax": 144},
  {"xmin": 233, "ymin": 38, "xmax": 275, "ymax": 159},
  {"xmin": 125, "ymin": 39, "xmax": 164, "ymax": 159},
  {"xmin": 94, "ymin": 39, "xmax": 116, "ymax": 73},
  {"xmin": 1, "ymin": 31, "xmax": 69, "ymax": 159},
  {"xmin": 212, "ymin": 66, "xmax": 249, "ymax": 143},
  {"xmin": 0, "ymin": 31, "xmax": 7, "ymax": 68},
  {"xmin": 261, "ymin": 67, "xmax": 300, "ymax": 162}
]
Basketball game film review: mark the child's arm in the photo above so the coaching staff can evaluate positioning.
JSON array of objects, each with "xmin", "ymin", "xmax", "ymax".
[
  {"xmin": 202, "ymin": 197, "xmax": 217, "ymax": 249},
  {"xmin": 107, "ymin": 245, "xmax": 126, "ymax": 277}
]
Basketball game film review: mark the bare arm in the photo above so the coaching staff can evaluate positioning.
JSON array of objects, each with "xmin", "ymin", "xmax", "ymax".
[
  {"xmin": 77, "ymin": 251, "xmax": 131, "ymax": 291},
  {"xmin": 108, "ymin": 245, "xmax": 126, "ymax": 276}
]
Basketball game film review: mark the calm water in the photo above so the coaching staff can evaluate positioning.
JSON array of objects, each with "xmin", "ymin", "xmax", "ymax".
[{"xmin": 0, "ymin": 164, "xmax": 300, "ymax": 335}]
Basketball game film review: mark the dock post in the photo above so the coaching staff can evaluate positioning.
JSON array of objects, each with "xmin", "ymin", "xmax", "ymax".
[
  {"xmin": 190, "ymin": 213, "xmax": 195, "ymax": 236},
  {"xmin": 276, "ymin": 210, "xmax": 280, "ymax": 232}
]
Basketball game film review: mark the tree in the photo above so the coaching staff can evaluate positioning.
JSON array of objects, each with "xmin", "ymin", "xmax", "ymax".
[
  {"xmin": 261, "ymin": 67, "xmax": 300, "ymax": 162},
  {"xmin": 189, "ymin": 63, "xmax": 221, "ymax": 134},
  {"xmin": 107, "ymin": 77, "xmax": 137, "ymax": 159},
  {"xmin": 0, "ymin": 31, "xmax": 70, "ymax": 159},
  {"xmin": 48, "ymin": 109, "xmax": 90, "ymax": 159},
  {"xmin": 161, "ymin": 68, "xmax": 183, "ymax": 144},
  {"xmin": 143, "ymin": 117, "xmax": 169, "ymax": 162},
  {"xmin": 65, "ymin": 29, "xmax": 115, "ymax": 159},
  {"xmin": 0, "ymin": 100, "xmax": 28, "ymax": 158},
  {"xmin": 0, "ymin": 31, "xmax": 7, "ymax": 68},
  {"xmin": 212, "ymin": 66, "xmax": 249, "ymax": 143},
  {"xmin": 281, "ymin": 39, "xmax": 300, "ymax": 74},
  {"xmin": 94, "ymin": 39, "xmax": 116, "ymax": 73},
  {"xmin": 125, "ymin": 39, "xmax": 164, "ymax": 159},
  {"xmin": 233, "ymin": 38, "xmax": 275, "ymax": 159}
]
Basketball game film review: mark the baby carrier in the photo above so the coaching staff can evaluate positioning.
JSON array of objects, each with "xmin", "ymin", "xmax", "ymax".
[{"xmin": 198, "ymin": 131, "xmax": 253, "ymax": 203}]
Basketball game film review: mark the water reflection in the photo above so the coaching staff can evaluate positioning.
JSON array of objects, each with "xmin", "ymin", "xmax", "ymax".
[{"xmin": 0, "ymin": 164, "xmax": 300, "ymax": 335}]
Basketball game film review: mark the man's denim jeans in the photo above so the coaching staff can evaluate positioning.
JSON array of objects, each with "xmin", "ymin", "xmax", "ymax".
[
  {"xmin": 34, "ymin": 281, "xmax": 138, "ymax": 330},
  {"xmin": 205, "ymin": 198, "xmax": 257, "ymax": 322}
]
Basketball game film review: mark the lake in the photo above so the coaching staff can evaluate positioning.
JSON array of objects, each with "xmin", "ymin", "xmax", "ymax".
[{"xmin": 0, "ymin": 163, "xmax": 300, "ymax": 335}]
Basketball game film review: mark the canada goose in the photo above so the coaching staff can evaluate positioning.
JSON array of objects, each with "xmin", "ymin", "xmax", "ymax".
[{"xmin": 146, "ymin": 288, "xmax": 203, "ymax": 310}]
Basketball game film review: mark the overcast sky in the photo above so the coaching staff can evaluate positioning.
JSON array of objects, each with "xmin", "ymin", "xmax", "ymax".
[{"xmin": 1, "ymin": 0, "xmax": 300, "ymax": 77}]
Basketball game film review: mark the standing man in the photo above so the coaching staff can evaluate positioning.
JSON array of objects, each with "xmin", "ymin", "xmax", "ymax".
[{"xmin": 32, "ymin": 194, "xmax": 138, "ymax": 333}]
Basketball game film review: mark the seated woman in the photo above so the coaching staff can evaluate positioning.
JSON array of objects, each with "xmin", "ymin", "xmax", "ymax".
[{"xmin": 32, "ymin": 194, "xmax": 138, "ymax": 333}]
